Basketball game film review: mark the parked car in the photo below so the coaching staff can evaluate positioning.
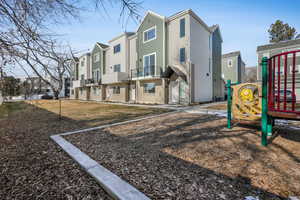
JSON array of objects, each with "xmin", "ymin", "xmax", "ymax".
[
  {"xmin": 274, "ymin": 90, "xmax": 296, "ymax": 103},
  {"xmin": 41, "ymin": 94, "xmax": 53, "ymax": 99}
]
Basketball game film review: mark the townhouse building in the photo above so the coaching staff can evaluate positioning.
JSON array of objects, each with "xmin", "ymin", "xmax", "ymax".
[
  {"xmin": 70, "ymin": 9, "xmax": 224, "ymax": 104},
  {"xmin": 222, "ymin": 51, "xmax": 246, "ymax": 83},
  {"xmin": 257, "ymin": 39, "xmax": 300, "ymax": 98}
]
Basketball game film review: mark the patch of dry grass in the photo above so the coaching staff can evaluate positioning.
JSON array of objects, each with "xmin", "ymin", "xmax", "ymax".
[{"xmin": 27, "ymin": 100, "xmax": 170, "ymax": 127}]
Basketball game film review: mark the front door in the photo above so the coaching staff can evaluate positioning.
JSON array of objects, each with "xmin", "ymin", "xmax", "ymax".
[
  {"xmin": 169, "ymin": 80, "xmax": 179, "ymax": 104},
  {"xmin": 179, "ymin": 80, "xmax": 189, "ymax": 104},
  {"xmin": 130, "ymin": 84, "xmax": 136, "ymax": 102}
]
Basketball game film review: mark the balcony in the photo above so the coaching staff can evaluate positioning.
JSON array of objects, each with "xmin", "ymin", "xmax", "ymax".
[
  {"xmin": 130, "ymin": 66, "xmax": 162, "ymax": 80},
  {"xmin": 72, "ymin": 80, "xmax": 82, "ymax": 88},
  {"xmin": 102, "ymin": 72, "xmax": 129, "ymax": 84}
]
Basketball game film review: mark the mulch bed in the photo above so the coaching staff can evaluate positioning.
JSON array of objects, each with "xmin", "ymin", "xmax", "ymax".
[
  {"xmin": 0, "ymin": 102, "xmax": 113, "ymax": 200},
  {"xmin": 65, "ymin": 112, "xmax": 300, "ymax": 200}
]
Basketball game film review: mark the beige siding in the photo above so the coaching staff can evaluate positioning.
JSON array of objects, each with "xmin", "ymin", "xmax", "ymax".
[
  {"xmin": 105, "ymin": 83, "xmax": 128, "ymax": 102},
  {"xmin": 167, "ymin": 14, "xmax": 190, "ymax": 69},
  {"xmin": 190, "ymin": 15, "xmax": 212, "ymax": 102},
  {"xmin": 89, "ymin": 86, "xmax": 102, "ymax": 101},
  {"xmin": 136, "ymin": 79, "xmax": 166, "ymax": 104},
  {"xmin": 129, "ymin": 36, "xmax": 137, "ymax": 71},
  {"xmin": 78, "ymin": 87, "xmax": 89, "ymax": 100},
  {"xmin": 107, "ymin": 35, "xmax": 129, "ymax": 74}
]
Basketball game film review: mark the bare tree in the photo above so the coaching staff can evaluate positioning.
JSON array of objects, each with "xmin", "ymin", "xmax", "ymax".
[{"xmin": 0, "ymin": 0, "xmax": 141, "ymax": 98}]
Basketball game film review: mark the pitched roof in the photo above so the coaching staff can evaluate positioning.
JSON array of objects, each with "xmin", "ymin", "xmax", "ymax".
[
  {"xmin": 209, "ymin": 24, "xmax": 223, "ymax": 42},
  {"xmin": 209, "ymin": 25, "xmax": 218, "ymax": 32},
  {"xmin": 108, "ymin": 32, "xmax": 135, "ymax": 43},
  {"xmin": 257, "ymin": 39, "xmax": 300, "ymax": 52},
  {"xmin": 167, "ymin": 9, "xmax": 211, "ymax": 33},
  {"xmin": 96, "ymin": 42, "xmax": 109, "ymax": 49},
  {"xmin": 222, "ymin": 51, "xmax": 241, "ymax": 58}
]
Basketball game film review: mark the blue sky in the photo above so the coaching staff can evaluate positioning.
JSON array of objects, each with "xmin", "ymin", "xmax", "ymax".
[
  {"xmin": 13, "ymin": 0, "xmax": 299, "ymax": 77},
  {"xmin": 55, "ymin": 0, "xmax": 300, "ymax": 67}
]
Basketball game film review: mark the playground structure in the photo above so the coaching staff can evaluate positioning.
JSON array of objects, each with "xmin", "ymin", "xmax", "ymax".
[{"xmin": 227, "ymin": 50, "xmax": 300, "ymax": 146}]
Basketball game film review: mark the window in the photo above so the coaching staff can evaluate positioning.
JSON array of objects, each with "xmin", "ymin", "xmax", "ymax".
[
  {"xmin": 103, "ymin": 51, "xmax": 106, "ymax": 74},
  {"xmin": 143, "ymin": 27, "xmax": 156, "ymax": 42},
  {"xmin": 94, "ymin": 53, "xmax": 100, "ymax": 62},
  {"xmin": 93, "ymin": 87, "xmax": 97, "ymax": 95},
  {"xmin": 227, "ymin": 59, "xmax": 233, "ymax": 67},
  {"xmin": 143, "ymin": 53, "xmax": 155, "ymax": 76},
  {"xmin": 144, "ymin": 83, "xmax": 155, "ymax": 93},
  {"xmin": 71, "ymin": 89, "xmax": 74, "ymax": 95},
  {"xmin": 180, "ymin": 48, "xmax": 185, "ymax": 63},
  {"xmin": 81, "ymin": 60, "xmax": 84, "ymax": 67},
  {"xmin": 113, "ymin": 44, "xmax": 121, "ymax": 53},
  {"xmin": 114, "ymin": 64, "xmax": 121, "ymax": 72},
  {"xmin": 81, "ymin": 74, "xmax": 84, "ymax": 80},
  {"xmin": 80, "ymin": 88, "xmax": 83, "ymax": 95},
  {"xmin": 113, "ymin": 86, "xmax": 120, "ymax": 94},
  {"xmin": 180, "ymin": 18, "xmax": 185, "ymax": 37},
  {"xmin": 96, "ymin": 70, "xmax": 100, "ymax": 82}
]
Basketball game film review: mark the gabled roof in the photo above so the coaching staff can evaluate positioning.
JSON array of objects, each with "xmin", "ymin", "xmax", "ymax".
[
  {"xmin": 136, "ymin": 11, "xmax": 165, "ymax": 33},
  {"xmin": 167, "ymin": 9, "xmax": 211, "ymax": 33},
  {"xmin": 108, "ymin": 32, "xmax": 135, "ymax": 43},
  {"xmin": 257, "ymin": 38, "xmax": 300, "ymax": 52},
  {"xmin": 222, "ymin": 51, "xmax": 241, "ymax": 58},
  {"xmin": 96, "ymin": 42, "xmax": 109, "ymax": 49},
  {"xmin": 209, "ymin": 24, "xmax": 223, "ymax": 42},
  {"xmin": 72, "ymin": 57, "xmax": 79, "ymax": 62}
]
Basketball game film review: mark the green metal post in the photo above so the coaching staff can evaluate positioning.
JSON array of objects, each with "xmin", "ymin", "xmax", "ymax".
[
  {"xmin": 267, "ymin": 117, "xmax": 273, "ymax": 136},
  {"xmin": 261, "ymin": 57, "xmax": 269, "ymax": 146},
  {"xmin": 227, "ymin": 80, "xmax": 232, "ymax": 129}
]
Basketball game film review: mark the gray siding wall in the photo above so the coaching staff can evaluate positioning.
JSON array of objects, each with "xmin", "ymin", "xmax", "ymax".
[
  {"xmin": 211, "ymin": 29, "xmax": 223, "ymax": 100},
  {"xmin": 222, "ymin": 56, "xmax": 239, "ymax": 83},
  {"xmin": 91, "ymin": 45, "xmax": 102, "ymax": 81}
]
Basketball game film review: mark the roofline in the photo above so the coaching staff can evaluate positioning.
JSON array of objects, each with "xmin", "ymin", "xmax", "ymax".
[
  {"xmin": 167, "ymin": 9, "xmax": 212, "ymax": 33},
  {"xmin": 211, "ymin": 25, "xmax": 223, "ymax": 43},
  {"xmin": 136, "ymin": 10, "xmax": 166, "ymax": 33},
  {"xmin": 108, "ymin": 32, "xmax": 135, "ymax": 43},
  {"xmin": 222, "ymin": 51, "xmax": 241, "ymax": 58},
  {"xmin": 95, "ymin": 42, "xmax": 109, "ymax": 50},
  {"xmin": 128, "ymin": 33, "xmax": 137, "ymax": 40},
  {"xmin": 257, "ymin": 39, "xmax": 300, "ymax": 52}
]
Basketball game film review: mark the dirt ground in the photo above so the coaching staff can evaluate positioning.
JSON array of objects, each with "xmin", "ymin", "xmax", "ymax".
[
  {"xmin": 202, "ymin": 103, "xmax": 227, "ymax": 110},
  {"xmin": 0, "ymin": 100, "xmax": 168, "ymax": 199},
  {"xmin": 66, "ymin": 112, "xmax": 300, "ymax": 200}
]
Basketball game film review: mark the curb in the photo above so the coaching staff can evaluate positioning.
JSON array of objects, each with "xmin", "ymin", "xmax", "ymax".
[{"xmin": 51, "ymin": 135, "xmax": 150, "ymax": 200}]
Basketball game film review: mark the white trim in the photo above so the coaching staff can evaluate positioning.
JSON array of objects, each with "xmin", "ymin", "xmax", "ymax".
[
  {"xmin": 163, "ymin": 17, "xmax": 166, "ymax": 71},
  {"xmin": 143, "ymin": 52, "xmax": 157, "ymax": 76},
  {"xmin": 143, "ymin": 26, "xmax": 157, "ymax": 43},
  {"xmin": 136, "ymin": 11, "xmax": 165, "ymax": 32}
]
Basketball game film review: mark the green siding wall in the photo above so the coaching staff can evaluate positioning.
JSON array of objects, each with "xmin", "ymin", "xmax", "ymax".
[{"xmin": 137, "ymin": 13, "xmax": 165, "ymax": 76}]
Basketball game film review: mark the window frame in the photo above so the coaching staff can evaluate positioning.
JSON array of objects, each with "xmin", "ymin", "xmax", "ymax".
[
  {"xmin": 227, "ymin": 59, "xmax": 233, "ymax": 68},
  {"xmin": 113, "ymin": 64, "xmax": 121, "ymax": 72},
  {"xmin": 180, "ymin": 18, "xmax": 185, "ymax": 38},
  {"xmin": 144, "ymin": 82, "xmax": 156, "ymax": 94},
  {"xmin": 113, "ymin": 44, "xmax": 121, "ymax": 54},
  {"xmin": 143, "ymin": 26, "xmax": 157, "ymax": 43},
  {"xmin": 143, "ymin": 52, "xmax": 156, "ymax": 76},
  {"xmin": 113, "ymin": 86, "xmax": 120, "ymax": 94},
  {"xmin": 180, "ymin": 48, "xmax": 186, "ymax": 63},
  {"xmin": 94, "ymin": 53, "xmax": 100, "ymax": 62}
]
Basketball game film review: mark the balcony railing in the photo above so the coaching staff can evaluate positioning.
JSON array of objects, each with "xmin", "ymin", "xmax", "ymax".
[
  {"xmin": 102, "ymin": 72, "xmax": 129, "ymax": 84},
  {"xmin": 130, "ymin": 66, "xmax": 163, "ymax": 79}
]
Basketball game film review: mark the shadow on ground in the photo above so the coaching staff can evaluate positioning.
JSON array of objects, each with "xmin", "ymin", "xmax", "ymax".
[{"xmin": 66, "ymin": 113, "xmax": 300, "ymax": 199}]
